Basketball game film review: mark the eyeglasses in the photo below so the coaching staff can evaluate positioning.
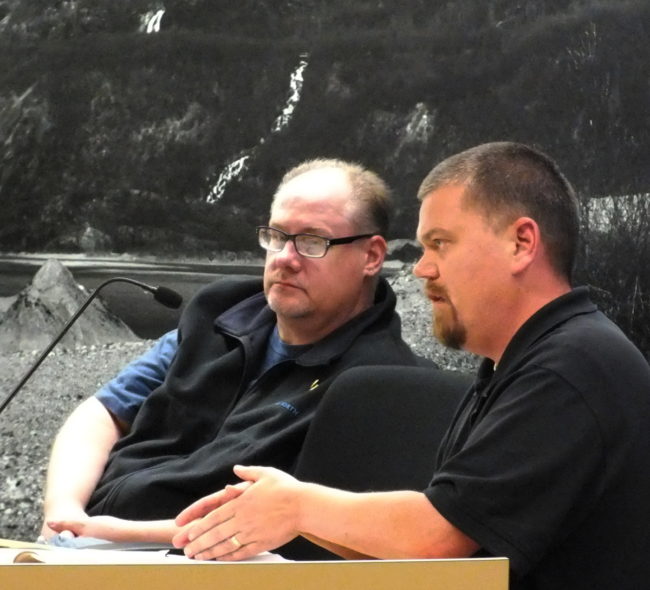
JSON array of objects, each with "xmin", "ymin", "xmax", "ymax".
[{"xmin": 256, "ymin": 226, "xmax": 376, "ymax": 258}]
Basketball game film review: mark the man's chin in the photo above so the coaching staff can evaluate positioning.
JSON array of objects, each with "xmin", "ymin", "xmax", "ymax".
[
  {"xmin": 268, "ymin": 297, "xmax": 311, "ymax": 320},
  {"xmin": 433, "ymin": 319, "xmax": 466, "ymax": 350}
]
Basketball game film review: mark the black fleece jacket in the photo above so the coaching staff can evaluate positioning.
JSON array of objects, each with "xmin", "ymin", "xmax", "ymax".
[{"xmin": 87, "ymin": 275, "xmax": 418, "ymax": 520}]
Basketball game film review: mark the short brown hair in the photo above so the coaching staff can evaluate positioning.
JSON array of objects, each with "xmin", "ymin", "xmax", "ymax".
[
  {"xmin": 277, "ymin": 158, "xmax": 393, "ymax": 237},
  {"xmin": 418, "ymin": 142, "xmax": 580, "ymax": 281}
]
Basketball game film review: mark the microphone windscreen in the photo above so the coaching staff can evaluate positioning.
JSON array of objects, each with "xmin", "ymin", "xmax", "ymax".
[{"xmin": 153, "ymin": 286, "xmax": 183, "ymax": 309}]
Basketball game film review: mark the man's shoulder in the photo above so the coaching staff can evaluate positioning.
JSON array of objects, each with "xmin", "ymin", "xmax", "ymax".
[
  {"xmin": 540, "ymin": 307, "xmax": 647, "ymax": 375},
  {"xmin": 341, "ymin": 320, "xmax": 420, "ymax": 366},
  {"xmin": 515, "ymin": 309, "xmax": 650, "ymax": 435},
  {"xmin": 175, "ymin": 276, "xmax": 264, "ymax": 334}
]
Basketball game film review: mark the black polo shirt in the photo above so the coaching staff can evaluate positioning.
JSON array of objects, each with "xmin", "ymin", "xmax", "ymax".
[{"xmin": 425, "ymin": 287, "xmax": 650, "ymax": 589}]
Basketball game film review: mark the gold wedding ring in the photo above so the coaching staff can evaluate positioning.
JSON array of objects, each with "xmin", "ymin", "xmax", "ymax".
[{"xmin": 230, "ymin": 535, "xmax": 242, "ymax": 549}]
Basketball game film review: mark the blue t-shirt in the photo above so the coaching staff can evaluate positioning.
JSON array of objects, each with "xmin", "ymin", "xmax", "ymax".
[
  {"xmin": 95, "ymin": 326, "xmax": 311, "ymax": 424},
  {"xmin": 95, "ymin": 330, "xmax": 178, "ymax": 424},
  {"xmin": 257, "ymin": 326, "xmax": 312, "ymax": 375}
]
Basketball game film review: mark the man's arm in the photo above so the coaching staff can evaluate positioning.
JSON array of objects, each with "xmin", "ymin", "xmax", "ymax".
[
  {"xmin": 173, "ymin": 465, "xmax": 480, "ymax": 561},
  {"xmin": 42, "ymin": 402, "xmax": 180, "ymax": 544},
  {"xmin": 41, "ymin": 331, "xmax": 179, "ymax": 540},
  {"xmin": 46, "ymin": 515, "xmax": 180, "ymax": 544},
  {"xmin": 40, "ymin": 397, "xmax": 124, "ymax": 539}
]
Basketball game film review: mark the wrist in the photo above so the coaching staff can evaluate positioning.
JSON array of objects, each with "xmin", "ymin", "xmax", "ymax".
[
  {"xmin": 295, "ymin": 481, "xmax": 318, "ymax": 534},
  {"xmin": 128, "ymin": 519, "xmax": 178, "ymax": 544}
]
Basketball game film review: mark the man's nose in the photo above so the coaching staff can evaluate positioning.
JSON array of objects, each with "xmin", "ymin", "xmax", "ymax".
[
  {"xmin": 270, "ymin": 239, "xmax": 302, "ymax": 267},
  {"xmin": 413, "ymin": 254, "xmax": 439, "ymax": 280}
]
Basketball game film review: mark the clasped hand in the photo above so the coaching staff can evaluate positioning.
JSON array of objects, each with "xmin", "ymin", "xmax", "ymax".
[{"xmin": 172, "ymin": 464, "xmax": 301, "ymax": 561}]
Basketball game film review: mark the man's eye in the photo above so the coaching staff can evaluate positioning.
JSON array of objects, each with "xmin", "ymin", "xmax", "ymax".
[{"xmin": 299, "ymin": 236, "xmax": 324, "ymax": 251}]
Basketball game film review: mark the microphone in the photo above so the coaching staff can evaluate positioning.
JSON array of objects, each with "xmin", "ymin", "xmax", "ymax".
[{"xmin": 0, "ymin": 277, "xmax": 183, "ymax": 416}]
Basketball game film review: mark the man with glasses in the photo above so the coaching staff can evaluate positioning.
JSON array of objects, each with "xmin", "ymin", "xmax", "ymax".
[{"xmin": 40, "ymin": 159, "xmax": 420, "ymax": 546}]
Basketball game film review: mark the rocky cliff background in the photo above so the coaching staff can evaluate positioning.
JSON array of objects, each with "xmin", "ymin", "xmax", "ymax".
[
  {"xmin": 2, "ymin": 1, "xmax": 649, "ymax": 253},
  {"xmin": 1, "ymin": 1, "xmax": 649, "ymax": 356}
]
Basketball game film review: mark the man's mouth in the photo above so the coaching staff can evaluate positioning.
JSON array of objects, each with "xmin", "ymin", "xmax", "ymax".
[
  {"xmin": 424, "ymin": 280, "xmax": 448, "ymax": 303},
  {"xmin": 272, "ymin": 279, "xmax": 301, "ymax": 291},
  {"xmin": 426, "ymin": 289, "xmax": 447, "ymax": 303}
]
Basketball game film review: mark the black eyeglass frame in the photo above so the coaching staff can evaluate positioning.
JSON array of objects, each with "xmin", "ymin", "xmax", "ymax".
[{"xmin": 256, "ymin": 225, "xmax": 377, "ymax": 258}]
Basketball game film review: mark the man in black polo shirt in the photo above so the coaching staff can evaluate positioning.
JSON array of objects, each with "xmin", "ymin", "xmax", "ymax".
[{"xmin": 174, "ymin": 142, "xmax": 650, "ymax": 590}]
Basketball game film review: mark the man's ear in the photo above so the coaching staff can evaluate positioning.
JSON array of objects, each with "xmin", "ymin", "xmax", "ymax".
[
  {"xmin": 510, "ymin": 217, "xmax": 540, "ymax": 275},
  {"xmin": 364, "ymin": 235, "xmax": 387, "ymax": 277}
]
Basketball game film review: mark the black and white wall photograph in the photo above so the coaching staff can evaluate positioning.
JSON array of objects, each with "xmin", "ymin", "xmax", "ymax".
[{"xmin": 0, "ymin": 0, "xmax": 648, "ymax": 543}]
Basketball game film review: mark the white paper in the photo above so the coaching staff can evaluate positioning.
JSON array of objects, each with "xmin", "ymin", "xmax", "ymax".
[{"xmin": 0, "ymin": 540, "xmax": 289, "ymax": 565}]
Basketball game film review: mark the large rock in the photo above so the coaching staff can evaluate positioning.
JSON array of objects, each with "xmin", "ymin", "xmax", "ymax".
[{"xmin": 0, "ymin": 259, "xmax": 138, "ymax": 354}]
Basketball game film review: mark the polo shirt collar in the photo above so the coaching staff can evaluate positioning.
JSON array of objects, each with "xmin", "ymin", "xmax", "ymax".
[{"xmin": 487, "ymin": 286, "xmax": 597, "ymax": 379}]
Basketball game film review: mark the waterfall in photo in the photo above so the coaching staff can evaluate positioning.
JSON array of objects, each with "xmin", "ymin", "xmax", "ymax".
[
  {"xmin": 272, "ymin": 53, "xmax": 309, "ymax": 133},
  {"xmin": 206, "ymin": 153, "xmax": 251, "ymax": 204},
  {"xmin": 206, "ymin": 53, "xmax": 310, "ymax": 203},
  {"xmin": 141, "ymin": 9, "xmax": 165, "ymax": 34}
]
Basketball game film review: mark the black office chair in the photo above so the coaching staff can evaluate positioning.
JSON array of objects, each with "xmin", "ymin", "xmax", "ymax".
[{"xmin": 277, "ymin": 365, "xmax": 473, "ymax": 560}]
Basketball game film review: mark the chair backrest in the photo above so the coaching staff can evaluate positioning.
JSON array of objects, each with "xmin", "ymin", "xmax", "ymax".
[{"xmin": 277, "ymin": 365, "xmax": 473, "ymax": 560}]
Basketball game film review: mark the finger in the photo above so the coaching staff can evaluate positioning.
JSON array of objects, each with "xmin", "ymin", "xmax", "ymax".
[
  {"xmin": 217, "ymin": 543, "xmax": 261, "ymax": 562},
  {"xmin": 175, "ymin": 483, "xmax": 249, "ymax": 535},
  {"xmin": 232, "ymin": 464, "xmax": 266, "ymax": 482},
  {"xmin": 46, "ymin": 520, "xmax": 64, "ymax": 533},
  {"xmin": 193, "ymin": 537, "xmax": 262, "ymax": 562},
  {"xmin": 184, "ymin": 526, "xmax": 237, "ymax": 559},
  {"xmin": 182, "ymin": 515, "xmax": 240, "ymax": 558},
  {"xmin": 175, "ymin": 504, "xmax": 236, "ymax": 550},
  {"xmin": 47, "ymin": 520, "xmax": 82, "ymax": 535},
  {"xmin": 184, "ymin": 509, "xmax": 244, "ymax": 557},
  {"xmin": 172, "ymin": 520, "xmax": 196, "ymax": 548},
  {"xmin": 226, "ymin": 480, "xmax": 253, "ymax": 495},
  {"xmin": 221, "ymin": 483, "xmax": 248, "ymax": 503},
  {"xmin": 175, "ymin": 489, "xmax": 231, "ymax": 526}
]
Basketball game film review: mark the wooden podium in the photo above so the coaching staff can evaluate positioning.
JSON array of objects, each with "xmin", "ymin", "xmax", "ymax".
[{"xmin": 0, "ymin": 557, "xmax": 508, "ymax": 589}]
